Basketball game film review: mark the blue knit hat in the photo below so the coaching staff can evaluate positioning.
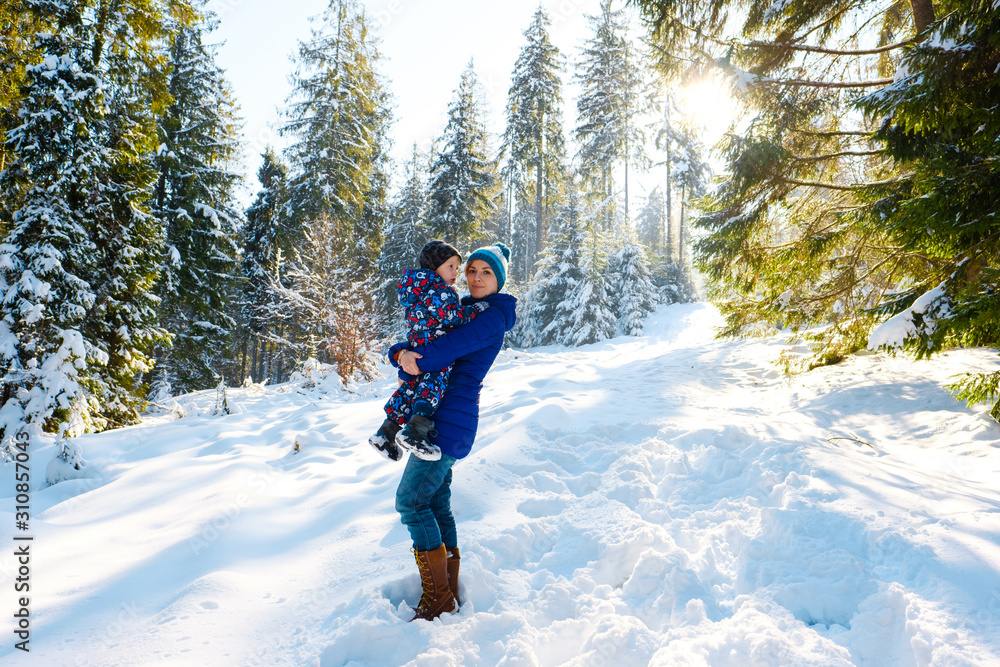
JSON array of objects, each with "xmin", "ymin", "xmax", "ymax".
[{"xmin": 467, "ymin": 242, "xmax": 511, "ymax": 292}]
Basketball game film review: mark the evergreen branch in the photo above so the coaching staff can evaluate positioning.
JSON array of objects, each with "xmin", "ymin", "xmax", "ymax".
[
  {"xmin": 782, "ymin": 173, "xmax": 913, "ymax": 191},
  {"xmin": 793, "ymin": 149, "xmax": 885, "ymax": 163},
  {"xmin": 763, "ymin": 77, "xmax": 894, "ymax": 89},
  {"xmin": 792, "ymin": 129, "xmax": 874, "ymax": 137},
  {"xmin": 743, "ymin": 38, "xmax": 915, "ymax": 56},
  {"xmin": 793, "ymin": 247, "xmax": 912, "ymax": 305}
]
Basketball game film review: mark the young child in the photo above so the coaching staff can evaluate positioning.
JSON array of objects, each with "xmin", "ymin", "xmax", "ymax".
[{"xmin": 369, "ymin": 240, "xmax": 488, "ymax": 462}]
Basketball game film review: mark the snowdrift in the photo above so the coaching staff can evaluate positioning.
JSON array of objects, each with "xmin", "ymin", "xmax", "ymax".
[{"xmin": 3, "ymin": 303, "xmax": 999, "ymax": 666}]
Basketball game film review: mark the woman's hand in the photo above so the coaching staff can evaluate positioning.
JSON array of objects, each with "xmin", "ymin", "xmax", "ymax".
[{"xmin": 396, "ymin": 348, "xmax": 423, "ymax": 375}]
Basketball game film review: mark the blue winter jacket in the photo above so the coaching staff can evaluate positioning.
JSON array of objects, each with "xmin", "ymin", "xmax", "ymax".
[{"xmin": 389, "ymin": 292, "xmax": 517, "ymax": 459}]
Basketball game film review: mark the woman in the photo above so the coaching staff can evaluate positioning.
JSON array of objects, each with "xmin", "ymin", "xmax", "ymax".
[{"xmin": 387, "ymin": 242, "xmax": 516, "ymax": 622}]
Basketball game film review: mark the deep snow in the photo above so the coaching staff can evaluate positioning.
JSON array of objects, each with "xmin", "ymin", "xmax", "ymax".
[{"xmin": 3, "ymin": 303, "xmax": 1000, "ymax": 666}]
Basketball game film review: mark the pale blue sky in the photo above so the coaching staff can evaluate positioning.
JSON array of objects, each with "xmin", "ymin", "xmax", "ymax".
[
  {"xmin": 213, "ymin": 0, "xmax": 602, "ymax": 200},
  {"xmin": 212, "ymin": 0, "xmax": 734, "ymax": 210}
]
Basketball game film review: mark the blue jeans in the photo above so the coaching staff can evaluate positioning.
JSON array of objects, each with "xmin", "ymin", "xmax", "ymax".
[{"xmin": 395, "ymin": 453, "xmax": 458, "ymax": 552}]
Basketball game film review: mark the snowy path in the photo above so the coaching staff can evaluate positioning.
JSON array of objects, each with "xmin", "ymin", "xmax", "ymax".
[{"xmin": 3, "ymin": 303, "xmax": 1000, "ymax": 665}]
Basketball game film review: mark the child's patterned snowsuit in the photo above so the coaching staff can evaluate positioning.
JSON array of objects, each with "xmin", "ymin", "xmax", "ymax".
[{"xmin": 384, "ymin": 268, "xmax": 486, "ymax": 425}]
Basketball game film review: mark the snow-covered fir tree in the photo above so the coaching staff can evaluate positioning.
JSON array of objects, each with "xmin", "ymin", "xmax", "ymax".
[
  {"xmin": 282, "ymin": 0, "xmax": 391, "ymax": 234},
  {"xmin": 151, "ymin": 9, "xmax": 243, "ymax": 396},
  {"xmin": 0, "ymin": 27, "xmax": 101, "ymax": 447},
  {"xmin": 561, "ymin": 242, "xmax": 618, "ymax": 346},
  {"xmin": 507, "ymin": 192, "xmax": 539, "ymax": 282},
  {"xmin": 0, "ymin": 1, "xmax": 173, "ymax": 463},
  {"xmin": 510, "ymin": 184, "xmax": 588, "ymax": 347},
  {"xmin": 84, "ymin": 0, "xmax": 177, "ymax": 427},
  {"xmin": 636, "ymin": 186, "xmax": 665, "ymax": 251},
  {"xmin": 574, "ymin": 0, "xmax": 646, "ymax": 229},
  {"xmin": 240, "ymin": 147, "xmax": 290, "ymax": 384},
  {"xmin": 427, "ymin": 60, "xmax": 497, "ymax": 246},
  {"xmin": 375, "ymin": 144, "xmax": 430, "ymax": 338},
  {"xmin": 498, "ymin": 6, "xmax": 567, "ymax": 277},
  {"xmin": 607, "ymin": 242, "xmax": 657, "ymax": 335},
  {"xmin": 279, "ymin": 0, "xmax": 391, "ymax": 378},
  {"xmin": 269, "ymin": 213, "xmax": 380, "ymax": 383},
  {"xmin": 634, "ymin": 188, "xmax": 698, "ymax": 306},
  {"xmin": 0, "ymin": 6, "xmax": 45, "ymax": 191},
  {"xmin": 670, "ymin": 126, "xmax": 709, "ymax": 266}
]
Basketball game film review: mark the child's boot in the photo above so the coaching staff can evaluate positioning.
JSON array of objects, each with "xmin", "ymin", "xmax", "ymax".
[
  {"xmin": 396, "ymin": 414, "xmax": 441, "ymax": 461},
  {"xmin": 369, "ymin": 418, "xmax": 403, "ymax": 461}
]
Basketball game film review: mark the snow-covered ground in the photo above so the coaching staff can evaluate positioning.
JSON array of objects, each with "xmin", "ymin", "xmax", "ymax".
[{"xmin": 3, "ymin": 303, "xmax": 1000, "ymax": 666}]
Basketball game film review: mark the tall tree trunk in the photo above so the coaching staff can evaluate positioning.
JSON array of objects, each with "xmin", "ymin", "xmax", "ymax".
[
  {"xmin": 679, "ymin": 183, "xmax": 686, "ymax": 265},
  {"xmin": 535, "ymin": 170, "xmax": 543, "ymax": 273},
  {"xmin": 664, "ymin": 100, "xmax": 673, "ymax": 263},
  {"xmin": 624, "ymin": 157, "xmax": 629, "ymax": 230},
  {"xmin": 910, "ymin": 0, "xmax": 935, "ymax": 34},
  {"xmin": 90, "ymin": 0, "xmax": 112, "ymax": 67}
]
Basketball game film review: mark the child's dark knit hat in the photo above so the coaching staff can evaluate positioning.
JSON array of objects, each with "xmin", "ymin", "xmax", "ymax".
[{"xmin": 419, "ymin": 240, "xmax": 461, "ymax": 271}]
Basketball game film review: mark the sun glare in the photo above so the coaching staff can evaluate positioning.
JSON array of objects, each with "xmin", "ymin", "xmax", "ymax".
[{"xmin": 676, "ymin": 77, "xmax": 739, "ymax": 144}]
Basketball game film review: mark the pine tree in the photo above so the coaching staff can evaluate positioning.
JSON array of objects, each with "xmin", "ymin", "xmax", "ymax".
[
  {"xmin": 0, "ymin": 0, "xmax": 173, "ymax": 455},
  {"xmin": 574, "ymin": 0, "xmax": 646, "ymax": 230},
  {"xmin": 856, "ymin": 2, "xmax": 1000, "ymax": 419},
  {"xmin": 375, "ymin": 144, "xmax": 430, "ymax": 338},
  {"xmin": 283, "ymin": 0, "xmax": 391, "ymax": 236},
  {"xmin": 279, "ymin": 0, "xmax": 391, "ymax": 376},
  {"xmin": 633, "ymin": 0, "xmax": 943, "ymax": 364},
  {"xmin": 608, "ymin": 242, "xmax": 657, "ymax": 335},
  {"xmin": 499, "ymin": 6, "xmax": 567, "ymax": 276},
  {"xmin": 427, "ymin": 60, "xmax": 497, "ymax": 246},
  {"xmin": 151, "ymin": 10, "xmax": 243, "ymax": 396},
  {"xmin": 636, "ymin": 186, "xmax": 665, "ymax": 250},
  {"xmin": 670, "ymin": 126, "xmax": 710, "ymax": 266},
  {"xmin": 240, "ymin": 147, "xmax": 290, "ymax": 383},
  {"xmin": 512, "ymin": 184, "xmax": 588, "ymax": 347}
]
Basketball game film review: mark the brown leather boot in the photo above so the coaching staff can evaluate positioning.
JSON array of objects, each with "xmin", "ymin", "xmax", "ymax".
[
  {"xmin": 447, "ymin": 547, "xmax": 461, "ymax": 607},
  {"xmin": 410, "ymin": 544, "xmax": 457, "ymax": 622}
]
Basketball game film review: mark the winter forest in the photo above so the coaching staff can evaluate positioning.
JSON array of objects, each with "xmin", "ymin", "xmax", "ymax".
[{"xmin": 1, "ymin": 0, "xmax": 998, "ymax": 468}]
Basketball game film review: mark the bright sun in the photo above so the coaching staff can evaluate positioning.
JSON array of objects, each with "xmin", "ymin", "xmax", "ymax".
[{"xmin": 676, "ymin": 77, "xmax": 739, "ymax": 144}]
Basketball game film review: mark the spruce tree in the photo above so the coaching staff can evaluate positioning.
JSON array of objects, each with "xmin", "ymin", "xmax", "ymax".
[
  {"xmin": 151, "ymin": 10, "xmax": 243, "ymax": 396},
  {"xmin": 269, "ymin": 212, "xmax": 379, "ymax": 383},
  {"xmin": 283, "ymin": 0, "xmax": 391, "ymax": 237},
  {"xmin": 279, "ymin": 0, "xmax": 391, "ymax": 376},
  {"xmin": 83, "ymin": 0, "xmax": 174, "ymax": 427},
  {"xmin": 632, "ymin": 0, "xmax": 945, "ymax": 364},
  {"xmin": 427, "ymin": 60, "xmax": 497, "ymax": 246},
  {"xmin": 857, "ymin": 2, "xmax": 1000, "ymax": 418},
  {"xmin": 670, "ymin": 126, "xmax": 710, "ymax": 266},
  {"xmin": 0, "ymin": 4, "xmax": 46, "ymax": 203},
  {"xmin": 512, "ymin": 184, "xmax": 588, "ymax": 347},
  {"xmin": 608, "ymin": 243, "xmax": 658, "ymax": 335},
  {"xmin": 574, "ymin": 0, "xmax": 646, "ymax": 230},
  {"xmin": 507, "ymin": 193, "xmax": 538, "ymax": 282},
  {"xmin": 0, "ymin": 25, "xmax": 100, "ymax": 444},
  {"xmin": 375, "ymin": 144, "xmax": 430, "ymax": 338},
  {"xmin": 636, "ymin": 186, "xmax": 665, "ymax": 250},
  {"xmin": 499, "ymin": 6, "xmax": 567, "ymax": 275},
  {"xmin": 562, "ymin": 248, "xmax": 618, "ymax": 346},
  {"xmin": 240, "ymin": 147, "xmax": 290, "ymax": 383},
  {"xmin": 0, "ymin": 0, "xmax": 173, "ymax": 454}
]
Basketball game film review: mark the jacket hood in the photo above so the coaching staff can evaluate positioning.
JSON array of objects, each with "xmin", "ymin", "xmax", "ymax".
[{"xmin": 468, "ymin": 292, "xmax": 517, "ymax": 331}]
